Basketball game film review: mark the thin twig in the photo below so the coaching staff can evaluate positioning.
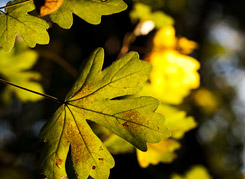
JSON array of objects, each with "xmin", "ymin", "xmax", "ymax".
[
  {"xmin": 0, "ymin": 78, "xmax": 64, "ymax": 104},
  {"xmin": 37, "ymin": 49, "xmax": 78, "ymax": 78},
  {"xmin": 117, "ymin": 33, "xmax": 136, "ymax": 59},
  {"xmin": 117, "ymin": 23, "xmax": 143, "ymax": 59}
]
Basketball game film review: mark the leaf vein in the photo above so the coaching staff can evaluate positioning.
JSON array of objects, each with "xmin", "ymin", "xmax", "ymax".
[
  {"xmin": 69, "ymin": 67, "xmax": 149, "ymax": 102},
  {"xmin": 66, "ymin": 105, "xmax": 99, "ymax": 169},
  {"xmin": 68, "ymin": 103, "xmax": 162, "ymax": 134}
]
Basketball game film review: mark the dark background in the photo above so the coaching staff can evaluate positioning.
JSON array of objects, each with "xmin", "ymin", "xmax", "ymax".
[{"xmin": 1, "ymin": 0, "xmax": 245, "ymax": 178}]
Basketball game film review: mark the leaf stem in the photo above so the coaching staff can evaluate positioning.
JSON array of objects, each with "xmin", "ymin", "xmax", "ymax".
[
  {"xmin": 0, "ymin": 78, "xmax": 64, "ymax": 104},
  {"xmin": 0, "ymin": 0, "xmax": 33, "ymax": 10},
  {"xmin": 0, "ymin": 9, "xmax": 5, "ymax": 14}
]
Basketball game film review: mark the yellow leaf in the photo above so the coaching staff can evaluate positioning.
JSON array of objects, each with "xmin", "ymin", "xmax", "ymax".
[
  {"xmin": 149, "ymin": 50, "xmax": 200, "ymax": 104},
  {"xmin": 178, "ymin": 37, "xmax": 198, "ymax": 55},
  {"xmin": 148, "ymin": 26, "xmax": 200, "ymax": 104},
  {"xmin": 171, "ymin": 165, "xmax": 213, "ymax": 179},
  {"xmin": 153, "ymin": 26, "xmax": 176, "ymax": 49},
  {"xmin": 157, "ymin": 104, "xmax": 197, "ymax": 139},
  {"xmin": 153, "ymin": 26, "xmax": 198, "ymax": 54},
  {"xmin": 137, "ymin": 139, "xmax": 181, "ymax": 168}
]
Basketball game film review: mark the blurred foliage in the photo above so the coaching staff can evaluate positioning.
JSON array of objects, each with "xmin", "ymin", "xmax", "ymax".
[
  {"xmin": 157, "ymin": 104, "xmax": 197, "ymax": 139},
  {"xmin": 143, "ymin": 25, "xmax": 200, "ymax": 104},
  {"xmin": 0, "ymin": 41, "xmax": 44, "ymax": 103},
  {"xmin": 133, "ymin": 0, "xmax": 164, "ymax": 9},
  {"xmin": 171, "ymin": 165, "xmax": 212, "ymax": 179},
  {"xmin": 130, "ymin": 3, "xmax": 174, "ymax": 29},
  {"xmin": 137, "ymin": 139, "xmax": 181, "ymax": 167},
  {"xmin": 192, "ymin": 88, "xmax": 219, "ymax": 115}
]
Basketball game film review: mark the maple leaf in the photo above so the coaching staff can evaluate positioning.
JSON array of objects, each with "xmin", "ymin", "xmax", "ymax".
[
  {"xmin": 137, "ymin": 139, "xmax": 181, "ymax": 168},
  {"xmin": 50, "ymin": 0, "xmax": 128, "ymax": 29},
  {"xmin": 0, "ymin": 42, "xmax": 44, "ymax": 102},
  {"xmin": 40, "ymin": 48, "xmax": 170, "ymax": 179},
  {"xmin": 0, "ymin": 0, "xmax": 49, "ymax": 52}
]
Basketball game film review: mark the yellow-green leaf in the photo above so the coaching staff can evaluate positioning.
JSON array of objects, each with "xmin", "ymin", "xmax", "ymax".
[
  {"xmin": 103, "ymin": 134, "xmax": 134, "ymax": 154},
  {"xmin": 130, "ymin": 3, "xmax": 174, "ymax": 29},
  {"xmin": 50, "ymin": 0, "xmax": 128, "ymax": 29},
  {"xmin": 0, "ymin": 0, "xmax": 49, "ymax": 52},
  {"xmin": 40, "ymin": 48, "xmax": 170, "ymax": 179}
]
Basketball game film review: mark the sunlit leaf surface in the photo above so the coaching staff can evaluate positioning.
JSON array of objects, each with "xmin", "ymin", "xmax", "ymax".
[
  {"xmin": 0, "ymin": 0, "xmax": 49, "ymax": 52},
  {"xmin": 40, "ymin": 48, "xmax": 170, "ymax": 179},
  {"xmin": 50, "ymin": 0, "xmax": 127, "ymax": 29}
]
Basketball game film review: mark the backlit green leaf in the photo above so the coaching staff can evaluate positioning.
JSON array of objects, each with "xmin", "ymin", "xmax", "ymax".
[
  {"xmin": 50, "ymin": 0, "xmax": 128, "ymax": 29},
  {"xmin": 130, "ymin": 3, "xmax": 174, "ymax": 29},
  {"xmin": 40, "ymin": 48, "xmax": 170, "ymax": 179},
  {"xmin": 0, "ymin": 42, "xmax": 44, "ymax": 102},
  {"xmin": 0, "ymin": 0, "xmax": 49, "ymax": 52}
]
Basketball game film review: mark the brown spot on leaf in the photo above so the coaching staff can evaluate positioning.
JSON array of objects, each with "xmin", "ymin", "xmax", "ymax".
[
  {"xmin": 92, "ymin": 166, "xmax": 96, "ymax": 170},
  {"xmin": 99, "ymin": 146, "xmax": 103, "ymax": 150},
  {"xmin": 56, "ymin": 158, "xmax": 63, "ymax": 167},
  {"xmin": 98, "ymin": 158, "xmax": 104, "ymax": 161},
  {"xmin": 63, "ymin": 121, "xmax": 85, "ymax": 164},
  {"xmin": 157, "ymin": 127, "xmax": 160, "ymax": 130},
  {"xmin": 122, "ymin": 122, "xmax": 129, "ymax": 127},
  {"xmin": 123, "ymin": 110, "xmax": 145, "ymax": 132},
  {"xmin": 123, "ymin": 110, "xmax": 141, "ymax": 121}
]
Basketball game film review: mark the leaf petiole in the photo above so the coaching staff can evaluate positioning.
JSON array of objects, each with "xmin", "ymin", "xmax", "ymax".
[{"xmin": 0, "ymin": 78, "xmax": 64, "ymax": 104}]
